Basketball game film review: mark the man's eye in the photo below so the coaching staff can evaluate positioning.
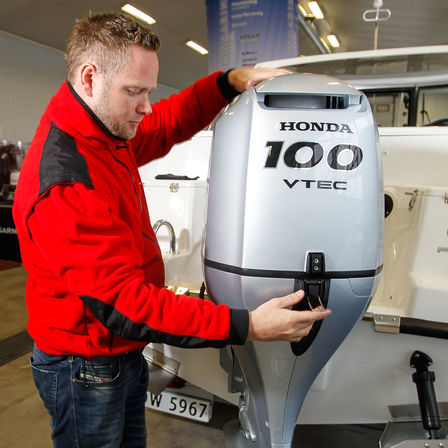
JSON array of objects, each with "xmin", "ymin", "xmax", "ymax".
[{"xmin": 127, "ymin": 89, "xmax": 140, "ymax": 96}]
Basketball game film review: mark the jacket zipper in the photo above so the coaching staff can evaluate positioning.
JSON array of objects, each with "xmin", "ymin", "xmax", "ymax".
[
  {"xmin": 106, "ymin": 145, "xmax": 142, "ymax": 212},
  {"xmin": 142, "ymin": 231, "xmax": 158, "ymax": 245},
  {"xmin": 107, "ymin": 146, "xmax": 159, "ymax": 249}
]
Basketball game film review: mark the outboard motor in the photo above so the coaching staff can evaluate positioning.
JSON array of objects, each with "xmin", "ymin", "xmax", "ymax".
[{"xmin": 204, "ymin": 73, "xmax": 383, "ymax": 448}]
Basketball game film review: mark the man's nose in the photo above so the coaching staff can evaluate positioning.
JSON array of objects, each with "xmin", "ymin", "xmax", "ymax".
[{"xmin": 137, "ymin": 95, "xmax": 152, "ymax": 115}]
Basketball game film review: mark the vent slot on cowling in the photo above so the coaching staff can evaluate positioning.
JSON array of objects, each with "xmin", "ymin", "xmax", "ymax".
[{"xmin": 263, "ymin": 94, "xmax": 348, "ymax": 110}]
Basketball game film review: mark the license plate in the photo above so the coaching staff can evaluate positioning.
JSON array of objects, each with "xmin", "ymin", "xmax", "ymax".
[{"xmin": 145, "ymin": 389, "xmax": 213, "ymax": 423}]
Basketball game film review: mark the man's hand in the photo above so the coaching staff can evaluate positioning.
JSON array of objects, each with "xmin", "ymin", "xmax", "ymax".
[
  {"xmin": 247, "ymin": 290, "xmax": 331, "ymax": 342},
  {"xmin": 228, "ymin": 67, "xmax": 292, "ymax": 92}
]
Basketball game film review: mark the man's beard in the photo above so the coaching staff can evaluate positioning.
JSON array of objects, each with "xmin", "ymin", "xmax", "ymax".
[{"xmin": 91, "ymin": 86, "xmax": 136, "ymax": 140}]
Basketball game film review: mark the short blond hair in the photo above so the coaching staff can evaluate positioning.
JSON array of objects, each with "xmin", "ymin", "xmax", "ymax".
[{"xmin": 65, "ymin": 13, "xmax": 160, "ymax": 84}]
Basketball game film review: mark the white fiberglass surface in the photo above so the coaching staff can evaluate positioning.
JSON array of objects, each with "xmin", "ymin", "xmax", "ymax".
[
  {"xmin": 368, "ymin": 185, "xmax": 422, "ymax": 317},
  {"xmin": 408, "ymin": 187, "xmax": 448, "ymax": 321},
  {"xmin": 369, "ymin": 185, "xmax": 448, "ymax": 323}
]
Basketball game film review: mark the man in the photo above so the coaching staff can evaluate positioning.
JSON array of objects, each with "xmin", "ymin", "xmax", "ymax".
[{"xmin": 13, "ymin": 12, "xmax": 331, "ymax": 448}]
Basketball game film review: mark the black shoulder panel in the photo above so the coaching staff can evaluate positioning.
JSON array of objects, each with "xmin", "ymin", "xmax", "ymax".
[{"xmin": 38, "ymin": 121, "xmax": 94, "ymax": 196}]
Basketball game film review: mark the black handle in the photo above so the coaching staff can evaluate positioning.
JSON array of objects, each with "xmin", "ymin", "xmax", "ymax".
[{"xmin": 410, "ymin": 350, "xmax": 441, "ymax": 439}]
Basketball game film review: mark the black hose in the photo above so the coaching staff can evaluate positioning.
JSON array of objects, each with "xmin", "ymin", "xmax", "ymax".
[
  {"xmin": 362, "ymin": 315, "xmax": 448, "ymax": 340},
  {"xmin": 400, "ymin": 317, "xmax": 448, "ymax": 340}
]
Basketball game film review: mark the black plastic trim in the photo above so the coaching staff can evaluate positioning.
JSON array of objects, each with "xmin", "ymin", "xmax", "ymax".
[
  {"xmin": 291, "ymin": 278, "xmax": 330, "ymax": 356},
  {"xmin": 204, "ymin": 258, "xmax": 382, "ymax": 279},
  {"xmin": 264, "ymin": 94, "xmax": 348, "ymax": 109}
]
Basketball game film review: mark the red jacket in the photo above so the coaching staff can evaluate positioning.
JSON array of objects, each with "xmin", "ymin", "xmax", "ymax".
[{"xmin": 13, "ymin": 72, "xmax": 248, "ymax": 357}]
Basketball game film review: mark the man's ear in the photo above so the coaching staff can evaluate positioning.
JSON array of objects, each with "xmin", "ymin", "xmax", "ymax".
[{"xmin": 79, "ymin": 63, "xmax": 97, "ymax": 97}]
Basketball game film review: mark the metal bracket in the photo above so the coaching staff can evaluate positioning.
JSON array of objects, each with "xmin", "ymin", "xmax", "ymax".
[
  {"xmin": 386, "ymin": 440, "xmax": 448, "ymax": 447},
  {"xmin": 405, "ymin": 189, "xmax": 419, "ymax": 211},
  {"xmin": 374, "ymin": 314, "xmax": 401, "ymax": 334},
  {"xmin": 143, "ymin": 346, "xmax": 180, "ymax": 395},
  {"xmin": 379, "ymin": 419, "xmax": 448, "ymax": 448},
  {"xmin": 363, "ymin": 7, "xmax": 391, "ymax": 23}
]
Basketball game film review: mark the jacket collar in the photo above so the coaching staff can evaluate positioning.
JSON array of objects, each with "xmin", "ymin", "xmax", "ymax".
[{"xmin": 46, "ymin": 82, "xmax": 130, "ymax": 149}]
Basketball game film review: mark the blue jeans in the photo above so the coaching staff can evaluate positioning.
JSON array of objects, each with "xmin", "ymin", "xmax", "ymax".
[{"xmin": 30, "ymin": 345, "xmax": 149, "ymax": 448}]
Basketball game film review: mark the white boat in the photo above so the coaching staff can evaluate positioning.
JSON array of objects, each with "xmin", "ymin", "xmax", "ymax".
[{"xmin": 138, "ymin": 46, "xmax": 448, "ymax": 446}]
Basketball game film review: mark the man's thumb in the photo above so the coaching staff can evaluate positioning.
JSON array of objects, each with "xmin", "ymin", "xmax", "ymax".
[{"xmin": 276, "ymin": 290, "xmax": 305, "ymax": 309}]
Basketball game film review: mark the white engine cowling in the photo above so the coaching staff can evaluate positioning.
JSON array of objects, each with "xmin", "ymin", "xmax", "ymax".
[{"xmin": 204, "ymin": 73, "xmax": 384, "ymax": 447}]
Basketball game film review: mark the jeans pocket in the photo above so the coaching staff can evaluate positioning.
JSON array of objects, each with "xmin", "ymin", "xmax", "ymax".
[
  {"xmin": 31, "ymin": 346, "xmax": 67, "ymax": 366},
  {"xmin": 30, "ymin": 359, "xmax": 58, "ymax": 417},
  {"xmin": 75, "ymin": 356, "xmax": 121, "ymax": 386}
]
